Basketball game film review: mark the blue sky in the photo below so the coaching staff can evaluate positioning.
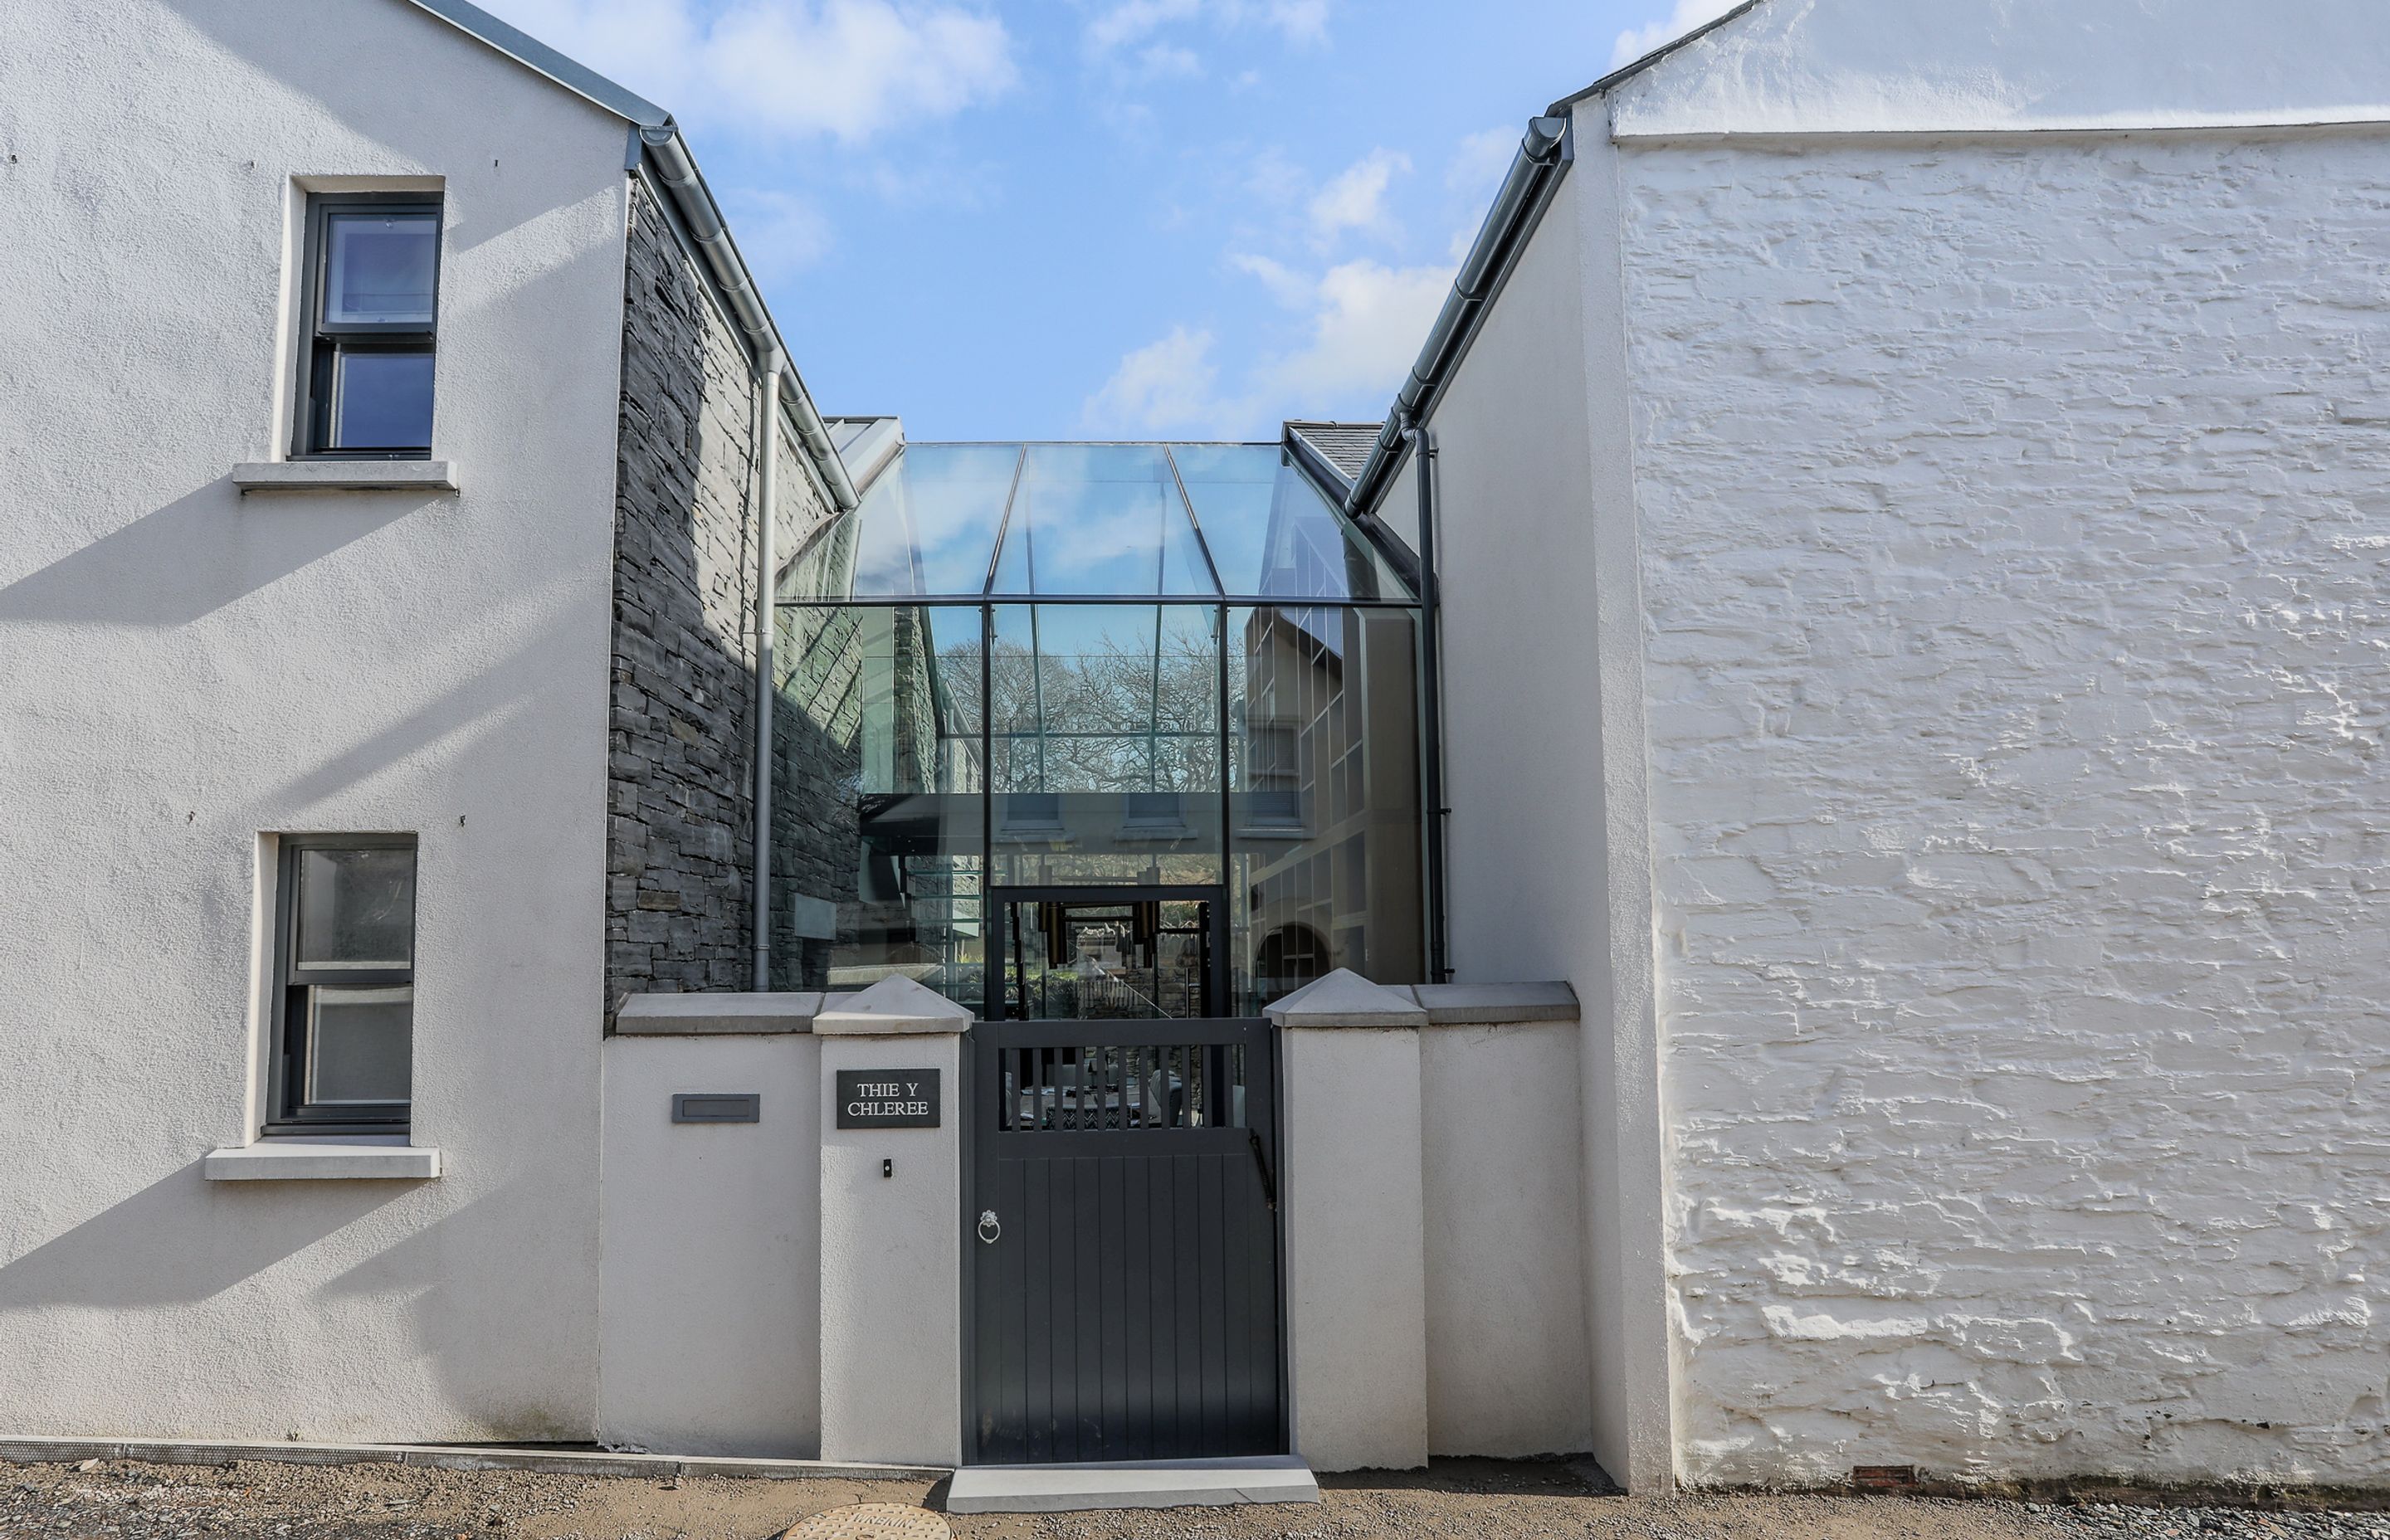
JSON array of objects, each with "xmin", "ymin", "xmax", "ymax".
[{"xmin": 480, "ymin": 0, "xmax": 1728, "ymax": 441}]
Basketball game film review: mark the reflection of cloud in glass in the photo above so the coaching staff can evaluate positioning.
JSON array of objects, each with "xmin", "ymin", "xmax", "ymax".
[
  {"xmin": 826, "ymin": 440, "xmax": 1412, "ymax": 601},
  {"xmin": 993, "ymin": 446, "xmax": 1215, "ymax": 597},
  {"xmin": 855, "ymin": 445, "xmax": 1018, "ymax": 595}
]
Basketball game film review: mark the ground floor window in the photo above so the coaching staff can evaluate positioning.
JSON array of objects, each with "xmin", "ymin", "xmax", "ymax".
[{"xmin": 269, "ymin": 835, "xmax": 417, "ymax": 1133}]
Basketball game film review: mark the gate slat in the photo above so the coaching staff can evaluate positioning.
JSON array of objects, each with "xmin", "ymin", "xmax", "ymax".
[
  {"xmin": 1119, "ymin": 1149, "xmax": 1154, "ymax": 1461},
  {"xmin": 1023, "ymin": 1156, "xmax": 1052, "ymax": 1464}
]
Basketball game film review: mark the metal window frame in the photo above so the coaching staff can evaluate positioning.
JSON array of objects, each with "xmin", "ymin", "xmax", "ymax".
[
  {"xmin": 266, "ymin": 833, "xmax": 419, "ymax": 1135},
  {"xmin": 291, "ymin": 192, "xmax": 444, "ymax": 461}
]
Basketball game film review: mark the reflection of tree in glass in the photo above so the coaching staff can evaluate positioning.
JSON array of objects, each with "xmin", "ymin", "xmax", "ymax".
[{"xmin": 990, "ymin": 622, "xmax": 1217, "ymax": 795}]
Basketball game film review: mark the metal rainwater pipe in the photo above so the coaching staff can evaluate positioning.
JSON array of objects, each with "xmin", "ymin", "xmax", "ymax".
[
  {"xmin": 752, "ymin": 352, "xmax": 783, "ymax": 990},
  {"xmin": 1406, "ymin": 417, "xmax": 1451, "ymax": 984}
]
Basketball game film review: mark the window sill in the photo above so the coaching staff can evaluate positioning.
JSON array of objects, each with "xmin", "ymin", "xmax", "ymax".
[
  {"xmin": 202, "ymin": 1137, "xmax": 441, "ymax": 1182},
  {"xmin": 232, "ymin": 461, "xmax": 458, "ymax": 494}
]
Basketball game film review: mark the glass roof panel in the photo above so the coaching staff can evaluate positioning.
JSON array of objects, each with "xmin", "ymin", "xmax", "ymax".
[
  {"xmin": 850, "ymin": 443, "xmax": 1019, "ymax": 597},
  {"xmin": 990, "ymin": 445, "xmax": 1220, "ymax": 597},
  {"xmin": 1170, "ymin": 444, "xmax": 1411, "ymax": 601}
]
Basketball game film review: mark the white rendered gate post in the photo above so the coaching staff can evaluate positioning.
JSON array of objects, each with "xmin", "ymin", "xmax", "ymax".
[
  {"xmin": 1271, "ymin": 970, "xmax": 1432, "ymax": 1472},
  {"xmin": 814, "ymin": 976, "xmax": 972, "ymax": 1467}
]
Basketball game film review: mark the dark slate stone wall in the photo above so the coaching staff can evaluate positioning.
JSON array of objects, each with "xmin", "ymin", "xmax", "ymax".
[{"xmin": 607, "ymin": 177, "xmax": 837, "ymax": 1019}]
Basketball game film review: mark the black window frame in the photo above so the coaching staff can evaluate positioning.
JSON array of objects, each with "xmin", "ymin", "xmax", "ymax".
[
  {"xmin": 291, "ymin": 192, "xmax": 443, "ymax": 461},
  {"xmin": 266, "ymin": 833, "xmax": 419, "ymax": 1135}
]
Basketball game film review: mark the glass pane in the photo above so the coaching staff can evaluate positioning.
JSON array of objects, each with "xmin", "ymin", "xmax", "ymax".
[
  {"xmin": 295, "ymin": 846, "xmax": 416, "ymax": 969},
  {"xmin": 1172, "ymin": 445, "xmax": 1407, "ymax": 601},
  {"xmin": 1002, "ymin": 899, "xmax": 1212, "ymax": 1021},
  {"xmin": 991, "ymin": 446, "xmax": 1218, "ymax": 597},
  {"xmin": 324, "ymin": 212, "xmax": 438, "ymax": 325},
  {"xmin": 306, "ymin": 984, "xmax": 412, "ymax": 1104},
  {"xmin": 847, "ymin": 444, "xmax": 1020, "ymax": 597},
  {"xmin": 330, "ymin": 349, "xmax": 434, "ymax": 450},
  {"xmin": 1229, "ymin": 605, "xmax": 1425, "ymax": 1012},
  {"xmin": 989, "ymin": 605, "xmax": 1221, "ymax": 886},
  {"xmin": 772, "ymin": 605, "xmax": 985, "ymax": 998}
]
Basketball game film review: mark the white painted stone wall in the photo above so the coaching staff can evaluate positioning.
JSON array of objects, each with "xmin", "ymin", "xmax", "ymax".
[
  {"xmin": 0, "ymin": 0, "xmax": 631, "ymax": 1440},
  {"xmin": 1619, "ymin": 128, "xmax": 2390, "ymax": 1487}
]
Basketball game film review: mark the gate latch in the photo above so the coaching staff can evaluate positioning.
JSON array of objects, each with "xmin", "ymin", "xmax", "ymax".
[{"xmin": 976, "ymin": 1209, "xmax": 1002, "ymax": 1244}]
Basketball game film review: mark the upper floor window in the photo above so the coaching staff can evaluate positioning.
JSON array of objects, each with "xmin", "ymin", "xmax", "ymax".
[
  {"xmin": 270, "ymin": 835, "xmax": 417, "ymax": 1133},
  {"xmin": 294, "ymin": 195, "xmax": 441, "ymax": 458}
]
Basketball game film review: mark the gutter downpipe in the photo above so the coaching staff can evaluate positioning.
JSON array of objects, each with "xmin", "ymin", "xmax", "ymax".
[
  {"xmin": 752, "ymin": 354, "xmax": 783, "ymax": 990},
  {"xmin": 1406, "ymin": 418, "xmax": 1451, "ymax": 984}
]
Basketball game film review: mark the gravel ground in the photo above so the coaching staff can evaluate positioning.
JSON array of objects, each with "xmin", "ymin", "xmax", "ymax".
[{"xmin": 2, "ymin": 1457, "xmax": 2386, "ymax": 1540}]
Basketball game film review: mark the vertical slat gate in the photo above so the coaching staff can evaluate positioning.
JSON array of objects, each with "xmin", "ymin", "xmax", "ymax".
[{"xmin": 970, "ymin": 1017, "xmax": 1282, "ymax": 1464}]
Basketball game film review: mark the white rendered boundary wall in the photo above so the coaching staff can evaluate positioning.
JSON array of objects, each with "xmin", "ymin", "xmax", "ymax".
[
  {"xmin": 601, "ymin": 972, "xmax": 1594, "ymax": 1471},
  {"xmin": 1271, "ymin": 972, "xmax": 1595, "ymax": 1471}
]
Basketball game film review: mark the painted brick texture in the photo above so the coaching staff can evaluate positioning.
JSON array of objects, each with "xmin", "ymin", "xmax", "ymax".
[
  {"xmin": 607, "ymin": 178, "xmax": 835, "ymax": 1013},
  {"xmin": 1620, "ymin": 134, "xmax": 2390, "ymax": 1487}
]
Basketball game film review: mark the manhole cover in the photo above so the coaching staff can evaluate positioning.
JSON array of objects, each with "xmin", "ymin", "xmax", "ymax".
[{"xmin": 776, "ymin": 1503, "xmax": 949, "ymax": 1540}]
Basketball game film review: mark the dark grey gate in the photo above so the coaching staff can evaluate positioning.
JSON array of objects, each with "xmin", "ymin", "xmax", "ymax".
[{"xmin": 968, "ymin": 1017, "xmax": 1283, "ymax": 1464}]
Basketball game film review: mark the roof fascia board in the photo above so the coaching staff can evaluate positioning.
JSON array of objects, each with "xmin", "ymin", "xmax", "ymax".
[{"xmin": 403, "ymin": 0, "xmax": 670, "ymax": 128}]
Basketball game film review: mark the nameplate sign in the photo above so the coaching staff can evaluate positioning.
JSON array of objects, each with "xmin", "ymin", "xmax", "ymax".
[{"xmin": 836, "ymin": 1069, "xmax": 941, "ymax": 1129}]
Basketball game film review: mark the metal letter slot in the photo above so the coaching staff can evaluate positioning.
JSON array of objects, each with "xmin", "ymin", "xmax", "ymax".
[{"xmin": 672, "ymin": 1093, "xmax": 761, "ymax": 1123}]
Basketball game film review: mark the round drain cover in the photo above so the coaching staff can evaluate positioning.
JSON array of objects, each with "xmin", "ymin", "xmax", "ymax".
[{"xmin": 777, "ymin": 1503, "xmax": 949, "ymax": 1540}]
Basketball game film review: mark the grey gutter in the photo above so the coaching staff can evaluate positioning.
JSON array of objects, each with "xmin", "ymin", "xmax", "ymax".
[
  {"xmin": 1336, "ymin": 0, "xmax": 1771, "ymax": 522},
  {"xmin": 402, "ymin": 0, "xmax": 858, "ymax": 514},
  {"xmin": 1339, "ymin": 115, "xmax": 1571, "ymax": 520},
  {"xmin": 640, "ymin": 129, "xmax": 858, "ymax": 512}
]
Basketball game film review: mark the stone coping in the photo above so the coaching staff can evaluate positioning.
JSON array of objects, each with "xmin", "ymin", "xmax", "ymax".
[
  {"xmin": 615, "ymin": 992, "xmax": 827, "ymax": 1036},
  {"xmin": 1403, "ymin": 982, "xmax": 1578, "ymax": 1025},
  {"xmin": 1268, "ymin": 970, "xmax": 1579, "ymax": 1027}
]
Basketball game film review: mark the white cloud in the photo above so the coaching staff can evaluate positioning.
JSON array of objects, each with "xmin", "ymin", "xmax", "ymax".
[
  {"xmin": 1228, "ymin": 252, "xmax": 1310, "ymax": 308},
  {"xmin": 1080, "ymin": 254, "xmax": 1448, "ymax": 435},
  {"xmin": 1612, "ymin": 0, "xmax": 1740, "ymax": 69},
  {"xmin": 480, "ymin": 0, "xmax": 1017, "ymax": 144},
  {"xmin": 1082, "ymin": 0, "xmax": 1329, "ymax": 61},
  {"xmin": 722, "ymin": 189, "xmax": 834, "ymax": 275},
  {"xmin": 1081, "ymin": 326, "xmax": 1252, "ymax": 437},
  {"xmin": 1231, "ymin": 0, "xmax": 1329, "ymax": 46},
  {"xmin": 1085, "ymin": 0, "xmax": 1202, "ymax": 55},
  {"xmin": 1306, "ymin": 148, "xmax": 1408, "ymax": 247},
  {"xmin": 1259, "ymin": 258, "xmax": 1451, "ymax": 402},
  {"xmin": 1134, "ymin": 41, "xmax": 1206, "ymax": 78},
  {"xmin": 1446, "ymin": 126, "xmax": 1517, "ymax": 199}
]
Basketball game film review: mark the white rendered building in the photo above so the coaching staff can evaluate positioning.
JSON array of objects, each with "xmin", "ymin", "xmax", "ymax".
[{"xmin": 2, "ymin": 0, "xmax": 2387, "ymax": 1500}]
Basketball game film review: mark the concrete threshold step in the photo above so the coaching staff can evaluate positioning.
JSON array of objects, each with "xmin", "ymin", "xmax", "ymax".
[{"xmin": 944, "ymin": 1455, "xmax": 1319, "ymax": 1513}]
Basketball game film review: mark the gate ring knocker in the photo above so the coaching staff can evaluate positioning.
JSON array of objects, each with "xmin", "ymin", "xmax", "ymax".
[{"xmin": 977, "ymin": 1210, "xmax": 1002, "ymax": 1245}]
